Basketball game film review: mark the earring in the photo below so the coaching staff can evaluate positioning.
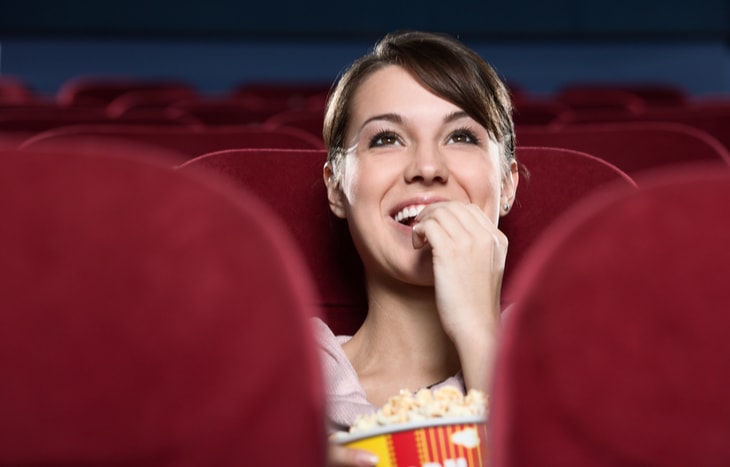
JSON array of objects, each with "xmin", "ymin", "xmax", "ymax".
[{"xmin": 503, "ymin": 202, "xmax": 510, "ymax": 212}]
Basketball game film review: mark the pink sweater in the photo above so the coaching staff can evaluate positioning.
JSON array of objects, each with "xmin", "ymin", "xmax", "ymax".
[{"xmin": 312, "ymin": 318, "xmax": 465, "ymax": 433}]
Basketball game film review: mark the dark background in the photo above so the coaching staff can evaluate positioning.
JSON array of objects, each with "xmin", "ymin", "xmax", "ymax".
[
  {"xmin": 1, "ymin": 0, "xmax": 729, "ymax": 96},
  {"xmin": 1, "ymin": 1, "xmax": 727, "ymax": 40}
]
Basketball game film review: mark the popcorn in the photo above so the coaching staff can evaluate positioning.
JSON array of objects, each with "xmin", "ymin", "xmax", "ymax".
[{"xmin": 349, "ymin": 387, "xmax": 487, "ymax": 434}]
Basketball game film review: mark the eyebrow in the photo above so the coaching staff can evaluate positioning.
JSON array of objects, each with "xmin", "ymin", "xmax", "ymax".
[
  {"xmin": 444, "ymin": 110, "xmax": 470, "ymax": 123},
  {"xmin": 360, "ymin": 110, "xmax": 470, "ymax": 129},
  {"xmin": 361, "ymin": 113, "xmax": 403, "ymax": 128}
]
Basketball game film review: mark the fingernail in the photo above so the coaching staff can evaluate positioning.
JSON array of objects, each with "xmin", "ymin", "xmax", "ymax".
[{"xmin": 356, "ymin": 451, "xmax": 379, "ymax": 466}]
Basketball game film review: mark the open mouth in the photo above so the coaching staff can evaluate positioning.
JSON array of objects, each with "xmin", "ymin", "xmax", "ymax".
[{"xmin": 393, "ymin": 204, "xmax": 426, "ymax": 227}]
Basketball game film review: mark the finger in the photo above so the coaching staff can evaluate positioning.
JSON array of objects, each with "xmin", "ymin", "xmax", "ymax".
[
  {"xmin": 412, "ymin": 221, "xmax": 429, "ymax": 249},
  {"xmin": 411, "ymin": 203, "xmax": 470, "ymax": 251},
  {"xmin": 328, "ymin": 444, "xmax": 379, "ymax": 467}
]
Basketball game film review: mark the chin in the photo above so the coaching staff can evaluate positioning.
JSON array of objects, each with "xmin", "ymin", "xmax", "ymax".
[{"xmin": 396, "ymin": 260, "xmax": 435, "ymax": 287}]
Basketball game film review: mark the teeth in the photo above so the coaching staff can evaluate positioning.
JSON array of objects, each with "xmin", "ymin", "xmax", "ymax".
[{"xmin": 394, "ymin": 204, "xmax": 426, "ymax": 224}]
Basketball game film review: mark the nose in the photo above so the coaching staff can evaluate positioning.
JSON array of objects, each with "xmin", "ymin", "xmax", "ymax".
[{"xmin": 404, "ymin": 143, "xmax": 449, "ymax": 185}]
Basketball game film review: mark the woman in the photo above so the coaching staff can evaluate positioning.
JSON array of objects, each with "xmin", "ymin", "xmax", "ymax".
[{"xmin": 317, "ymin": 30, "xmax": 518, "ymax": 466}]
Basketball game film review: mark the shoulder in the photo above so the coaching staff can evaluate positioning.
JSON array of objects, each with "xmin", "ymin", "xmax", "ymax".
[
  {"xmin": 310, "ymin": 318, "xmax": 375, "ymax": 432},
  {"xmin": 310, "ymin": 317, "xmax": 354, "ymax": 378},
  {"xmin": 312, "ymin": 317, "xmax": 347, "ymax": 349}
]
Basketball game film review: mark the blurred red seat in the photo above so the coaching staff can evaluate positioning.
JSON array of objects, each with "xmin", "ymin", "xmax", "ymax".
[
  {"xmin": 558, "ymin": 104, "xmax": 730, "ymax": 152},
  {"xmin": 500, "ymin": 146, "xmax": 637, "ymax": 304},
  {"xmin": 0, "ymin": 75, "xmax": 39, "ymax": 104},
  {"xmin": 264, "ymin": 107, "xmax": 326, "ymax": 138},
  {"xmin": 491, "ymin": 165, "xmax": 730, "ymax": 467},
  {"xmin": 516, "ymin": 121, "xmax": 730, "ymax": 179},
  {"xmin": 231, "ymin": 81, "xmax": 331, "ymax": 110},
  {"xmin": 0, "ymin": 107, "xmax": 107, "ymax": 149},
  {"xmin": 558, "ymin": 83, "xmax": 688, "ymax": 108},
  {"xmin": 558, "ymin": 87, "xmax": 646, "ymax": 110},
  {"xmin": 512, "ymin": 99, "xmax": 572, "ymax": 126},
  {"xmin": 57, "ymin": 76, "xmax": 197, "ymax": 108},
  {"xmin": 20, "ymin": 123, "xmax": 324, "ymax": 160},
  {"xmin": 167, "ymin": 98, "xmax": 281, "ymax": 125},
  {"xmin": 0, "ymin": 149, "xmax": 326, "ymax": 466},
  {"xmin": 177, "ymin": 148, "xmax": 366, "ymax": 336},
  {"xmin": 105, "ymin": 87, "xmax": 200, "ymax": 118}
]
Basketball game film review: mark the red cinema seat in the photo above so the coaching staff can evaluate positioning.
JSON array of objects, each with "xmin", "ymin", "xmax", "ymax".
[
  {"xmin": 557, "ymin": 87, "xmax": 646, "ymax": 116},
  {"xmin": 57, "ymin": 76, "xmax": 196, "ymax": 108},
  {"xmin": 167, "ymin": 98, "xmax": 279, "ymax": 126},
  {"xmin": 491, "ymin": 166, "xmax": 730, "ymax": 467},
  {"xmin": 0, "ymin": 75, "xmax": 39, "ymax": 104},
  {"xmin": 105, "ymin": 87, "xmax": 200, "ymax": 118},
  {"xmin": 232, "ymin": 81, "xmax": 331, "ymax": 110},
  {"xmin": 0, "ymin": 149, "xmax": 326, "ymax": 467},
  {"xmin": 516, "ymin": 122, "xmax": 730, "ymax": 179},
  {"xmin": 177, "ymin": 148, "xmax": 366, "ymax": 336},
  {"xmin": 500, "ymin": 147, "xmax": 637, "ymax": 305},
  {"xmin": 20, "ymin": 123, "xmax": 324, "ymax": 161},
  {"xmin": 559, "ymin": 82, "xmax": 688, "ymax": 108},
  {"xmin": 264, "ymin": 107, "xmax": 326, "ymax": 139},
  {"xmin": 512, "ymin": 99, "xmax": 572, "ymax": 126}
]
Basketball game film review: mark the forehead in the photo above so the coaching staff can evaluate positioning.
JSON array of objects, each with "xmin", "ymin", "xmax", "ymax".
[{"xmin": 350, "ymin": 65, "xmax": 463, "ymax": 123}]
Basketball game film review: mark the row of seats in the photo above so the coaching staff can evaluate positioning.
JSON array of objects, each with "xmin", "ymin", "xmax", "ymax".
[
  {"xmin": 4, "ymin": 76, "xmax": 730, "ymax": 180},
  {"xmin": 4, "ymin": 76, "xmax": 730, "ymax": 465},
  {"xmin": 3, "ymin": 114, "xmax": 729, "ymax": 187},
  {"xmin": 0, "ymin": 75, "xmax": 331, "ymax": 108},
  {"xmin": 4, "ymin": 142, "xmax": 730, "ymax": 465}
]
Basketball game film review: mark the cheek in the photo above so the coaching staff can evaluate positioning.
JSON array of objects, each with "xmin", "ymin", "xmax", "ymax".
[
  {"xmin": 340, "ymin": 155, "xmax": 397, "ymax": 206},
  {"xmin": 456, "ymin": 161, "xmax": 503, "ymax": 217},
  {"xmin": 339, "ymin": 156, "xmax": 362, "ymax": 205}
]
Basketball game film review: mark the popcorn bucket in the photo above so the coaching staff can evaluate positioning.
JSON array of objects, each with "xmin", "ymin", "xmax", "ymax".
[{"xmin": 334, "ymin": 415, "xmax": 487, "ymax": 467}]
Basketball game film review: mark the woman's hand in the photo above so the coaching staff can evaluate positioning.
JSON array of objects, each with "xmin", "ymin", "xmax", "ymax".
[
  {"xmin": 411, "ymin": 201, "xmax": 506, "ymax": 390},
  {"xmin": 328, "ymin": 443, "xmax": 379, "ymax": 467}
]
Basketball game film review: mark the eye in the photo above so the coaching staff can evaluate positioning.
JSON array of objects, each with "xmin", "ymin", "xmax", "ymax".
[
  {"xmin": 447, "ymin": 128, "xmax": 480, "ymax": 145},
  {"xmin": 369, "ymin": 131, "xmax": 402, "ymax": 148}
]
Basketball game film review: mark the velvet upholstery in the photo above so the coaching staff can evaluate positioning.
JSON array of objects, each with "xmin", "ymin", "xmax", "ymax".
[
  {"xmin": 177, "ymin": 148, "xmax": 367, "ymax": 336},
  {"xmin": 491, "ymin": 165, "xmax": 730, "ymax": 467},
  {"xmin": 0, "ymin": 150, "xmax": 326, "ymax": 466},
  {"xmin": 264, "ymin": 107, "xmax": 326, "ymax": 139},
  {"xmin": 56, "ymin": 77, "xmax": 196, "ymax": 108},
  {"xmin": 501, "ymin": 146, "xmax": 638, "ymax": 304},
  {"xmin": 20, "ymin": 123, "xmax": 324, "ymax": 161},
  {"xmin": 516, "ymin": 122, "xmax": 730, "ymax": 178}
]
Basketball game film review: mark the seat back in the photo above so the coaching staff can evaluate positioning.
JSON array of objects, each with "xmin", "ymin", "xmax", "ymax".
[
  {"xmin": 20, "ymin": 123, "xmax": 324, "ymax": 160},
  {"xmin": 491, "ymin": 166, "xmax": 730, "ymax": 467},
  {"xmin": 0, "ymin": 75, "xmax": 38, "ymax": 104},
  {"xmin": 516, "ymin": 122, "xmax": 730, "ymax": 178},
  {"xmin": 501, "ymin": 147, "xmax": 637, "ymax": 304},
  {"xmin": 177, "ymin": 148, "xmax": 367, "ymax": 336},
  {"xmin": 0, "ymin": 149, "xmax": 325, "ymax": 466},
  {"xmin": 57, "ymin": 77, "xmax": 195, "ymax": 108},
  {"xmin": 264, "ymin": 107, "xmax": 326, "ymax": 139},
  {"xmin": 558, "ymin": 83, "xmax": 688, "ymax": 108}
]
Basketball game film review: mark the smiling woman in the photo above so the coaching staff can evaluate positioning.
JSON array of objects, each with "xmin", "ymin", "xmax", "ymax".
[{"xmin": 315, "ymin": 30, "xmax": 518, "ymax": 467}]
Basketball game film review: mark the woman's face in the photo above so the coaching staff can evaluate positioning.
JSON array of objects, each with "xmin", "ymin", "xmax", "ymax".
[{"xmin": 326, "ymin": 64, "xmax": 513, "ymax": 284}]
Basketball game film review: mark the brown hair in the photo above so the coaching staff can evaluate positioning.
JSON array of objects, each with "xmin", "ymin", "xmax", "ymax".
[{"xmin": 323, "ymin": 30, "xmax": 515, "ymax": 182}]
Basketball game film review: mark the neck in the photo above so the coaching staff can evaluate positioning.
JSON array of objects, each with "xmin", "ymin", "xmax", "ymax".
[{"xmin": 343, "ymin": 273, "xmax": 461, "ymax": 400}]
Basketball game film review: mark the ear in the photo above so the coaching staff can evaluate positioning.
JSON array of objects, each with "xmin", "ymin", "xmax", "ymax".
[
  {"xmin": 500, "ymin": 159, "xmax": 519, "ymax": 216},
  {"xmin": 323, "ymin": 162, "xmax": 347, "ymax": 219}
]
